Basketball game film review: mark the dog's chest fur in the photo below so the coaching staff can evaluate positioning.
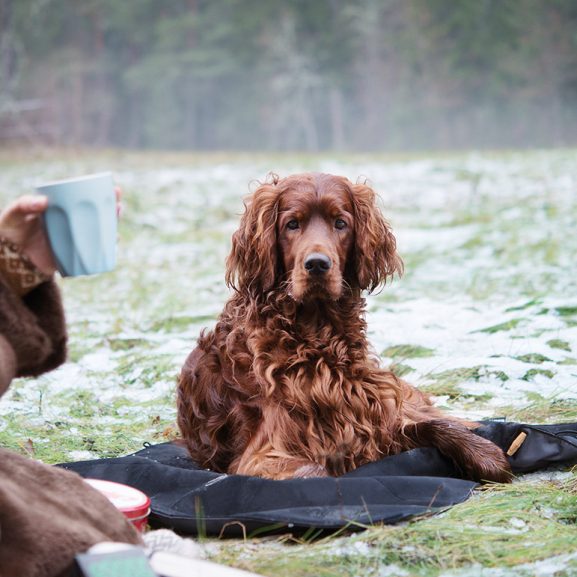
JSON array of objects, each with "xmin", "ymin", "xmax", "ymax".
[{"xmin": 214, "ymin": 295, "xmax": 401, "ymax": 469}]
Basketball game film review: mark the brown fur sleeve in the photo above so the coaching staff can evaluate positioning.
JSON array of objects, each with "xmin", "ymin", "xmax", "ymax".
[
  {"xmin": 21, "ymin": 279, "xmax": 68, "ymax": 375},
  {"xmin": 0, "ymin": 448, "xmax": 141, "ymax": 577},
  {"xmin": 0, "ymin": 277, "xmax": 67, "ymax": 386},
  {"xmin": 0, "ymin": 334, "xmax": 17, "ymax": 397}
]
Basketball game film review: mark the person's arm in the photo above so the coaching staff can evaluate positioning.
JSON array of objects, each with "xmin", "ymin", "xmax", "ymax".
[
  {"xmin": 0, "ymin": 333, "xmax": 17, "ymax": 396},
  {"xmin": 0, "ymin": 196, "xmax": 67, "ymax": 396},
  {"xmin": 21, "ymin": 278, "xmax": 67, "ymax": 374},
  {"xmin": 0, "ymin": 269, "xmax": 67, "ymax": 387},
  {"xmin": 0, "ymin": 273, "xmax": 66, "ymax": 373}
]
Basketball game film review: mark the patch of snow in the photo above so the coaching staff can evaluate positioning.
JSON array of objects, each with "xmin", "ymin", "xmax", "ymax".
[
  {"xmin": 441, "ymin": 551, "xmax": 577, "ymax": 577},
  {"xmin": 68, "ymin": 450, "xmax": 99, "ymax": 461},
  {"xmin": 376, "ymin": 564, "xmax": 410, "ymax": 577}
]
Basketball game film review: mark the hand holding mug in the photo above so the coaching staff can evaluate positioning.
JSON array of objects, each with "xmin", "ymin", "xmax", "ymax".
[{"xmin": 0, "ymin": 195, "xmax": 57, "ymax": 275}]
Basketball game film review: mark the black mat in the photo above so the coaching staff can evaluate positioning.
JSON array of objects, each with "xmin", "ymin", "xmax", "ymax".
[{"xmin": 60, "ymin": 421, "xmax": 577, "ymax": 536}]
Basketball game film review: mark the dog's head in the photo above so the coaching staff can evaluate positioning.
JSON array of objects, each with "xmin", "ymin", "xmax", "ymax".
[{"xmin": 226, "ymin": 173, "xmax": 403, "ymax": 301}]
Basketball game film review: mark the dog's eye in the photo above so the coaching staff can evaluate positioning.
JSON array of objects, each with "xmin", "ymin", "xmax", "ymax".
[
  {"xmin": 286, "ymin": 219, "xmax": 300, "ymax": 230},
  {"xmin": 335, "ymin": 219, "xmax": 347, "ymax": 230}
]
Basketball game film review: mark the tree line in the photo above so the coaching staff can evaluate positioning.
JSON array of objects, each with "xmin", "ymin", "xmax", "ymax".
[{"xmin": 1, "ymin": 0, "xmax": 577, "ymax": 151}]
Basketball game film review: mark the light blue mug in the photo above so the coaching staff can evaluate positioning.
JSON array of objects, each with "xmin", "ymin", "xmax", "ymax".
[{"xmin": 37, "ymin": 173, "xmax": 117, "ymax": 277}]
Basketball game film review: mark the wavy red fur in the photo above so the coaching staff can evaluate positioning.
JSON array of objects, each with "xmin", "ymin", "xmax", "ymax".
[{"xmin": 177, "ymin": 173, "xmax": 511, "ymax": 482}]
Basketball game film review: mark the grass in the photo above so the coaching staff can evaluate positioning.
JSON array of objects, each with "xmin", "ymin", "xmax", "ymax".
[
  {"xmin": 547, "ymin": 339, "xmax": 572, "ymax": 352},
  {"xmin": 515, "ymin": 353, "xmax": 553, "ymax": 364},
  {"xmin": 502, "ymin": 395, "xmax": 577, "ymax": 424},
  {"xmin": 473, "ymin": 319, "xmax": 525, "ymax": 334},
  {"xmin": 382, "ymin": 344, "xmax": 436, "ymax": 359},
  {"xmin": 554, "ymin": 307, "xmax": 577, "ymax": 318},
  {"xmin": 1, "ymin": 149, "xmax": 577, "ymax": 576},
  {"xmin": 522, "ymin": 368, "xmax": 556, "ymax": 381}
]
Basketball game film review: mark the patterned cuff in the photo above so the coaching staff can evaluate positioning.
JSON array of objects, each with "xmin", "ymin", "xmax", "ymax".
[{"xmin": 0, "ymin": 237, "xmax": 52, "ymax": 296}]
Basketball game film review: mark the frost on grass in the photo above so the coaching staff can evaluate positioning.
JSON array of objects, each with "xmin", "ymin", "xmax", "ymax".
[
  {"xmin": 1, "ymin": 151, "xmax": 577, "ymax": 575},
  {"xmin": 1, "ymin": 151, "xmax": 576, "ymax": 455},
  {"xmin": 442, "ymin": 552, "xmax": 577, "ymax": 577}
]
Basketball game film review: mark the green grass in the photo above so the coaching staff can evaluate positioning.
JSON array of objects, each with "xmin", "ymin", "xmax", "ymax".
[
  {"xmin": 522, "ymin": 368, "xmax": 555, "ymax": 381},
  {"xmin": 502, "ymin": 396, "xmax": 577, "ymax": 423},
  {"xmin": 547, "ymin": 339, "xmax": 572, "ymax": 352},
  {"xmin": 429, "ymin": 367, "xmax": 485, "ymax": 384},
  {"xmin": 419, "ymin": 381, "xmax": 464, "ymax": 399},
  {"xmin": 515, "ymin": 353, "xmax": 553, "ymax": 364},
  {"xmin": 554, "ymin": 307, "xmax": 577, "ymax": 318},
  {"xmin": 505, "ymin": 299, "xmax": 542, "ymax": 313},
  {"xmin": 473, "ymin": 319, "xmax": 525, "ymax": 334},
  {"xmin": 420, "ymin": 370, "xmax": 495, "ymax": 404},
  {"xmin": 150, "ymin": 314, "xmax": 217, "ymax": 333},
  {"xmin": 382, "ymin": 344, "xmax": 436, "ymax": 359}
]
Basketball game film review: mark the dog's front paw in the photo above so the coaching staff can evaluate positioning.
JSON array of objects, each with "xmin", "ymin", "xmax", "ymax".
[{"xmin": 293, "ymin": 462, "xmax": 329, "ymax": 479}]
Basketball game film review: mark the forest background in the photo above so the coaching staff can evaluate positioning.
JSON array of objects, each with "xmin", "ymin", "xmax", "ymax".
[{"xmin": 2, "ymin": 0, "xmax": 577, "ymax": 152}]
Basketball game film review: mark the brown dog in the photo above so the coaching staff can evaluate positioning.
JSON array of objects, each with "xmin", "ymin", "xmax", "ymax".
[{"xmin": 177, "ymin": 173, "xmax": 511, "ymax": 482}]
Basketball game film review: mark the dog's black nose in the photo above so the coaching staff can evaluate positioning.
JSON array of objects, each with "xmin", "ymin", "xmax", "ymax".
[{"xmin": 304, "ymin": 253, "xmax": 332, "ymax": 275}]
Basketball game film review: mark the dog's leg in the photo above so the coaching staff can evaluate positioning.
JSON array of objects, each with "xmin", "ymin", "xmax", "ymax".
[
  {"xmin": 177, "ymin": 345, "xmax": 242, "ymax": 473},
  {"xmin": 232, "ymin": 453, "xmax": 328, "ymax": 480},
  {"xmin": 402, "ymin": 419, "xmax": 512, "ymax": 483},
  {"xmin": 229, "ymin": 421, "xmax": 329, "ymax": 480}
]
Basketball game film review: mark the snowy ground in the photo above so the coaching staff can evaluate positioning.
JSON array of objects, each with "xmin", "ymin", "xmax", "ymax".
[{"xmin": 1, "ymin": 150, "xmax": 576, "ymax": 575}]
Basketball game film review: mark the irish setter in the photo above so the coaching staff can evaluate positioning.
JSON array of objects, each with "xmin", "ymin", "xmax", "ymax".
[{"xmin": 177, "ymin": 173, "xmax": 511, "ymax": 482}]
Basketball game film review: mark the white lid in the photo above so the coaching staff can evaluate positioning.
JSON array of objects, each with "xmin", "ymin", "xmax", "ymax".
[{"xmin": 84, "ymin": 478, "xmax": 150, "ymax": 512}]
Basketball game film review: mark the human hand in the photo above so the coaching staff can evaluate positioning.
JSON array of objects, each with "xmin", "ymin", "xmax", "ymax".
[
  {"xmin": 114, "ymin": 185, "xmax": 122, "ymax": 217},
  {"xmin": 0, "ymin": 195, "xmax": 57, "ymax": 275},
  {"xmin": 0, "ymin": 186, "xmax": 123, "ymax": 277}
]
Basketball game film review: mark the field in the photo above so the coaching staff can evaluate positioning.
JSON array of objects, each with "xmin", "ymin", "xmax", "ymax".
[{"xmin": 1, "ymin": 149, "xmax": 576, "ymax": 576}]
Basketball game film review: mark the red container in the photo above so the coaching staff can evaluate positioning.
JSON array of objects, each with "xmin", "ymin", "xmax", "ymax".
[{"xmin": 85, "ymin": 478, "xmax": 151, "ymax": 532}]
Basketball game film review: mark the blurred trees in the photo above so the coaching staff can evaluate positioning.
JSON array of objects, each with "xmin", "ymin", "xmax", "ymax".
[{"xmin": 1, "ymin": 0, "xmax": 577, "ymax": 150}]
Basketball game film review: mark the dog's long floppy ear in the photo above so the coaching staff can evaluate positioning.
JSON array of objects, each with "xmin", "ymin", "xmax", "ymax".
[
  {"xmin": 225, "ymin": 182, "xmax": 280, "ymax": 293},
  {"xmin": 350, "ymin": 182, "xmax": 403, "ymax": 292}
]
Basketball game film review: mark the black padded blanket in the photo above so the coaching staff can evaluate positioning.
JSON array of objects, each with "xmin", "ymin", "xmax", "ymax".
[{"xmin": 60, "ymin": 421, "xmax": 577, "ymax": 536}]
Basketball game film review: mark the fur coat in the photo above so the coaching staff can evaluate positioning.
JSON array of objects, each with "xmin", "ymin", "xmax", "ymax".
[{"xmin": 0, "ymin": 277, "xmax": 140, "ymax": 577}]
